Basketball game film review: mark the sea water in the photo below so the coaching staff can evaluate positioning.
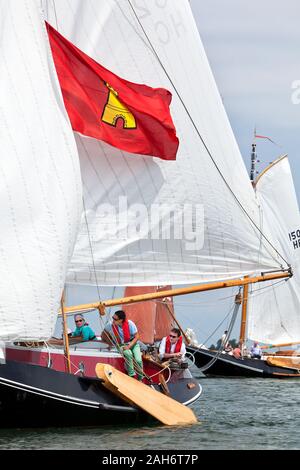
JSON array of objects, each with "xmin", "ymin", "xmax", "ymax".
[{"xmin": 0, "ymin": 369, "xmax": 299, "ymax": 450}]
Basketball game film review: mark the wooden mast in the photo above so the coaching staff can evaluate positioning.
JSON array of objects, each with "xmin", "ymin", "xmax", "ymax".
[
  {"xmin": 61, "ymin": 291, "xmax": 71, "ymax": 373},
  {"xmin": 239, "ymin": 275, "xmax": 249, "ymax": 347},
  {"xmin": 250, "ymin": 142, "xmax": 257, "ymax": 183},
  {"xmin": 63, "ymin": 270, "xmax": 291, "ymax": 315},
  {"xmin": 163, "ymin": 301, "xmax": 190, "ymax": 344}
]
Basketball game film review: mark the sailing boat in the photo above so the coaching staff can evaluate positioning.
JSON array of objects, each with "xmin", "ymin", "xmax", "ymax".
[
  {"xmin": 188, "ymin": 154, "xmax": 300, "ymax": 377},
  {"xmin": 0, "ymin": 0, "xmax": 293, "ymax": 426}
]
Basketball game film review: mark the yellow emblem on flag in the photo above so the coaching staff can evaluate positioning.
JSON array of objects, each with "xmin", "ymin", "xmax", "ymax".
[{"xmin": 102, "ymin": 83, "xmax": 136, "ymax": 129}]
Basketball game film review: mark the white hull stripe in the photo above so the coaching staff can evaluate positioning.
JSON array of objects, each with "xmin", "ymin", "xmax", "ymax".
[
  {"xmin": 0, "ymin": 376, "xmax": 137, "ymax": 412},
  {"xmin": 199, "ymin": 350, "xmax": 264, "ymax": 374},
  {"xmin": 182, "ymin": 384, "xmax": 202, "ymax": 406},
  {"xmin": 0, "ymin": 375, "xmax": 115, "ymax": 408}
]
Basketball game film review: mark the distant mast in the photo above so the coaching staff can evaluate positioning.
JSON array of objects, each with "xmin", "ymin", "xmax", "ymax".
[
  {"xmin": 243, "ymin": 136, "xmax": 257, "ymax": 350},
  {"xmin": 250, "ymin": 142, "xmax": 257, "ymax": 183}
]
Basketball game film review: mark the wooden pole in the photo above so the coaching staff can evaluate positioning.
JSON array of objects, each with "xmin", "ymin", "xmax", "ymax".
[
  {"xmin": 261, "ymin": 341, "xmax": 300, "ymax": 349},
  {"xmin": 163, "ymin": 302, "xmax": 190, "ymax": 344},
  {"xmin": 63, "ymin": 270, "xmax": 291, "ymax": 314},
  {"xmin": 239, "ymin": 276, "xmax": 249, "ymax": 345},
  {"xmin": 61, "ymin": 291, "xmax": 71, "ymax": 373}
]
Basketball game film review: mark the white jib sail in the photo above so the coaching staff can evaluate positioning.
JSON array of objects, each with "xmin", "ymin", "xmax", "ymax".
[
  {"xmin": 247, "ymin": 156, "xmax": 300, "ymax": 345},
  {"xmin": 44, "ymin": 0, "xmax": 286, "ymax": 286},
  {"xmin": 0, "ymin": 0, "xmax": 82, "ymax": 340}
]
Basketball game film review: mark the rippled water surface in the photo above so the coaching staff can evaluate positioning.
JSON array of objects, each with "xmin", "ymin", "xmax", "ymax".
[{"xmin": 0, "ymin": 369, "xmax": 299, "ymax": 450}]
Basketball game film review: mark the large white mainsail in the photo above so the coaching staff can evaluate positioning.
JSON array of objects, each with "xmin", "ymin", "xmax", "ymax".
[
  {"xmin": 0, "ymin": 0, "xmax": 82, "ymax": 340},
  {"xmin": 44, "ymin": 0, "xmax": 287, "ymax": 286},
  {"xmin": 247, "ymin": 156, "xmax": 300, "ymax": 345}
]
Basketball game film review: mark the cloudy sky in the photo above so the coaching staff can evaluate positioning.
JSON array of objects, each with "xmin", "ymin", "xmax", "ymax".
[{"xmin": 191, "ymin": 0, "xmax": 300, "ymax": 198}]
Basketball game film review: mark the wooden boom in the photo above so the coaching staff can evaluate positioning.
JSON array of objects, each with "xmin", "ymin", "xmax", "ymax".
[
  {"xmin": 63, "ymin": 270, "xmax": 291, "ymax": 314},
  {"xmin": 261, "ymin": 341, "xmax": 300, "ymax": 349}
]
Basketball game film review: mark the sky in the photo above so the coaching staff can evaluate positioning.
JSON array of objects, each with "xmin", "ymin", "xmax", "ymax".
[
  {"xmin": 191, "ymin": 0, "xmax": 300, "ymax": 194},
  {"xmin": 65, "ymin": 1, "xmax": 300, "ymax": 346}
]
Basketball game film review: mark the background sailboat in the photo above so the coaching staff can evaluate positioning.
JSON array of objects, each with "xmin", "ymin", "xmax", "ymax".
[
  {"xmin": 248, "ymin": 155, "xmax": 300, "ymax": 345},
  {"xmin": 188, "ymin": 155, "xmax": 300, "ymax": 377}
]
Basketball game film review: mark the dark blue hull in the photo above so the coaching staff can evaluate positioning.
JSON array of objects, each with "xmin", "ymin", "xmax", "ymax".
[
  {"xmin": 187, "ymin": 346, "xmax": 300, "ymax": 378},
  {"xmin": 0, "ymin": 360, "xmax": 201, "ymax": 427}
]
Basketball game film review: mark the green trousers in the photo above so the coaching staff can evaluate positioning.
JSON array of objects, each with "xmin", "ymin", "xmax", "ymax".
[{"xmin": 121, "ymin": 343, "xmax": 144, "ymax": 380}]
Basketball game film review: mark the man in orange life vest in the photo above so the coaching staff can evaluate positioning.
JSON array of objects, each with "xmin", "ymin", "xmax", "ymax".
[
  {"xmin": 104, "ymin": 310, "xmax": 144, "ymax": 381},
  {"xmin": 159, "ymin": 328, "xmax": 186, "ymax": 361}
]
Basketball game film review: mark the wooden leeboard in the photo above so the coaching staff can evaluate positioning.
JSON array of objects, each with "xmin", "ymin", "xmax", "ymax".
[
  {"xmin": 267, "ymin": 356, "xmax": 300, "ymax": 369},
  {"xmin": 95, "ymin": 363, "xmax": 197, "ymax": 426}
]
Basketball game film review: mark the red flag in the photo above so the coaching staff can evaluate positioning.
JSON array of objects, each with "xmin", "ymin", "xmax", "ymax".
[
  {"xmin": 255, "ymin": 134, "xmax": 276, "ymax": 144},
  {"xmin": 254, "ymin": 133, "xmax": 280, "ymax": 147},
  {"xmin": 46, "ymin": 23, "xmax": 179, "ymax": 160}
]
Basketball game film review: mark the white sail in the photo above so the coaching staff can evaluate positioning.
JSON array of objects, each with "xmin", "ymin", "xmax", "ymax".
[
  {"xmin": 247, "ymin": 156, "xmax": 300, "ymax": 345},
  {"xmin": 0, "ymin": 0, "xmax": 82, "ymax": 340},
  {"xmin": 43, "ymin": 0, "xmax": 286, "ymax": 286}
]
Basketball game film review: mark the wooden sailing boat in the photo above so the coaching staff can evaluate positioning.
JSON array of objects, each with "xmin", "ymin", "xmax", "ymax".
[
  {"xmin": 0, "ymin": 0, "xmax": 294, "ymax": 427},
  {"xmin": 188, "ymin": 154, "xmax": 300, "ymax": 377}
]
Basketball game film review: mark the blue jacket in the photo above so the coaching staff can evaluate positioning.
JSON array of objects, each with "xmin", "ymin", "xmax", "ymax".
[{"xmin": 72, "ymin": 324, "xmax": 96, "ymax": 341}]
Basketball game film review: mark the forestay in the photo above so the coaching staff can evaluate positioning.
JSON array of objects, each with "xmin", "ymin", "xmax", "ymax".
[
  {"xmin": 44, "ymin": 0, "xmax": 286, "ymax": 285},
  {"xmin": 247, "ymin": 156, "xmax": 300, "ymax": 345},
  {"xmin": 0, "ymin": 0, "xmax": 82, "ymax": 340}
]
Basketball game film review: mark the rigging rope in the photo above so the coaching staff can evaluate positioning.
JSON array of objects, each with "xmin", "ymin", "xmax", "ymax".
[
  {"xmin": 196, "ymin": 304, "xmax": 235, "ymax": 350},
  {"xmin": 51, "ymin": 0, "xmax": 58, "ymax": 30},
  {"xmin": 44, "ymin": 341, "xmax": 83, "ymax": 375},
  {"xmin": 125, "ymin": 0, "xmax": 289, "ymax": 269},
  {"xmin": 103, "ymin": 320, "xmax": 150, "ymax": 382},
  {"xmin": 82, "ymin": 197, "xmax": 102, "ymax": 303},
  {"xmin": 196, "ymin": 296, "xmax": 241, "ymax": 372}
]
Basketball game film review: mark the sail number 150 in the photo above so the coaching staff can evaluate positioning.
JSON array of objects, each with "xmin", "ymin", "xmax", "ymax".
[{"xmin": 288, "ymin": 230, "xmax": 300, "ymax": 249}]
